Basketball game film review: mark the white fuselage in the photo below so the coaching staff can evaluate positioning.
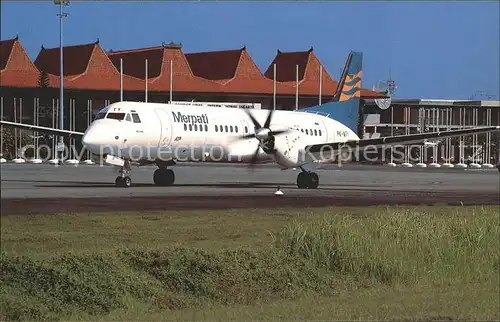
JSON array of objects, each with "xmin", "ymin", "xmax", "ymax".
[{"xmin": 81, "ymin": 101, "xmax": 359, "ymax": 169}]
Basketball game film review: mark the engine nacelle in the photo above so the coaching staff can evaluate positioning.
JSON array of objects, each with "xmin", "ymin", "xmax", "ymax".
[{"xmin": 271, "ymin": 131, "xmax": 317, "ymax": 169}]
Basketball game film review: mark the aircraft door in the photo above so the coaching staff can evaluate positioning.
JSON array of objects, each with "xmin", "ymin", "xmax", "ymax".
[
  {"xmin": 238, "ymin": 117, "xmax": 256, "ymax": 161},
  {"xmin": 321, "ymin": 119, "xmax": 333, "ymax": 142},
  {"xmin": 155, "ymin": 108, "xmax": 173, "ymax": 147}
]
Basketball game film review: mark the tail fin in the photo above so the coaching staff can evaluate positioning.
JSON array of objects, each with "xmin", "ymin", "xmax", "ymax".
[
  {"xmin": 331, "ymin": 51, "xmax": 354, "ymax": 102},
  {"xmin": 302, "ymin": 51, "xmax": 363, "ymax": 134}
]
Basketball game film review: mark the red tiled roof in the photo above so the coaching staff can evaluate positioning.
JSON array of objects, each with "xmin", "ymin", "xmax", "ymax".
[
  {"xmin": 65, "ymin": 44, "xmax": 145, "ymax": 91},
  {"xmin": 217, "ymin": 47, "xmax": 296, "ymax": 95},
  {"xmin": 0, "ymin": 36, "xmax": 58, "ymax": 88},
  {"xmin": 265, "ymin": 48, "xmax": 339, "ymax": 95},
  {"xmin": 264, "ymin": 48, "xmax": 311, "ymax": 82},
  {"xmin": 108, "ymin": 43, "xmax": 225, "ymax": 93},
  {"xmin": 107, "ymin": 45, "xmax": 164, "ymax": 79},
  {"xmin": 32, "ymin": 40, "xmax": 146, "ymax": 91},
  {"xmin": 1, "ymin": 37, "xmax": 387, "ymax": 99},
  {"xmin": 185, "ymin": 47, "xmax": 243, "ymax": 82},
  {"xmin": 34, "ymin": 42, "xmax": 95, "ymax": 77},
  {"xmin": 264, "ymin": 48, "xmax": 384, "ymax": 98},
  {"xmin": 0, "ymin": 38, "xmax": 16, "ymax": 71}
]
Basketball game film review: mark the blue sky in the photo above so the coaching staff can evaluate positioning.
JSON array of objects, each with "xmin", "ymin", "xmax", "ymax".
[{"xmin": 2, "ymin": 1, "xmax": 499, "ymax": 100}]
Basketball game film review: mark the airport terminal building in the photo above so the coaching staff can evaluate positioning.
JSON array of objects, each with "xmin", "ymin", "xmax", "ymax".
[{"xmin": 1, "ymin": 36, "xmax": 499, "ymax": 164}]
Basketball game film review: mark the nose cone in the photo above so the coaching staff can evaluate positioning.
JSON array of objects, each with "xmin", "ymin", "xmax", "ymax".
[
  {"xmin": 82, "ymin": 121, "xmax": 115, "ymax": 155},
  {"xmin": 81, "ymin": 126, "xmax": 99, "ymax": 154}
]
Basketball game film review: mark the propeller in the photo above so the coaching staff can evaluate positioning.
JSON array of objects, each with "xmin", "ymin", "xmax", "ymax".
[{"xmin": 236, "ymin": 108, "xmax": 291, "ymax": 169}]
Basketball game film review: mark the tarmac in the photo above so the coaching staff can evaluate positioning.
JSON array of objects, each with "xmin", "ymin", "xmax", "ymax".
[{"xmin": 1, "ymin": 162, "xmax": 499, "ymax": 215}]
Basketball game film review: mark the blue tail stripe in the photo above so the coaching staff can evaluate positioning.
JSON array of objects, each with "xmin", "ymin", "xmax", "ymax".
[
  {"xmin": 344, "ymin": 76, "xmax": 361, "ymax": 87},
  {"xmin": 342, "ymin": 87, "xmax": 361, "ymax": 96}
]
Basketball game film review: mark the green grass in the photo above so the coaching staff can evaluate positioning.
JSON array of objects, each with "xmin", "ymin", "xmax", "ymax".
[{"xmin": 1, "ymin": 206, "xmax": 499, "ymax": 321}]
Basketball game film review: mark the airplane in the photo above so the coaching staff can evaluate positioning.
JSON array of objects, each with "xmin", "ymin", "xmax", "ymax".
[{"xmin": 1, "ymin": 51, "xmax": 499, "ymax": 188}]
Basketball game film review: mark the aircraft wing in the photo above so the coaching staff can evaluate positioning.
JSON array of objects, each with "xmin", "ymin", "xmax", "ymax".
[
  {"xmin": 305, "ymin": 126, "xmax": 500, "ymax": 153},
  {"xmin": 0, "ymin": 120, "xmax": 84, "ymax": 138}
]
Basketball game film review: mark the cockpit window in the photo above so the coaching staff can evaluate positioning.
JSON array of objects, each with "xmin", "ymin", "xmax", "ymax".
[
  {"xmin": 95, "ymin": 112, "xmax": 106, "ymax": 120},
  {"xmin": 125, "ymin": 114, "xmax": 132, "ymax": 122},
  {"xmin": 131, "ymin": 113, "xmax": 141, "ymax": 123},
  {"xmin": 107, "ymin": 112, "xmax": 125, "ymax": 120}
]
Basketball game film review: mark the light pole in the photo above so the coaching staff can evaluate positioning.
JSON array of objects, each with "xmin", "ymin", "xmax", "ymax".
[{"xmin": 54, "ymin": 0, "xmax": 69, "ymax": 164}]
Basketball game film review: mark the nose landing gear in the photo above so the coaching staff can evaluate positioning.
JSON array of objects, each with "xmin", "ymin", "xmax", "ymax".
[
  {"xmin": 115, "ymin": 160, "xmax": 132, "ymax": 188},
  {"xmin": 115, "ymin": 175, "xmax": 131, "ymax": 188}
]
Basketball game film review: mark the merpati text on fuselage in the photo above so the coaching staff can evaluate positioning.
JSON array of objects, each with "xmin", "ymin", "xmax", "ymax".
[{"xmin": 171, "ymin": 111, "xmax": 209, "ymax": 124}]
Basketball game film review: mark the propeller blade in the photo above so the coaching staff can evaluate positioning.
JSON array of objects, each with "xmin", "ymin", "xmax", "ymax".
[
  {"xmin": 247, "ymin": 145, "xmax": 260, "ymax": 171},
  {"xmin": 243, "ymin": 108, "xmax": 262, "ymax": 129},
  {"xmin": 228, "ymin": 133, "xmax": 256, "ymax": 144},
  {"xmin": 263, "ymin": 109, "xmax": 274, "ymax": 129},
  {"xmin": 239, "ymin": 133, "xmax": 256, "ymax": 139}
]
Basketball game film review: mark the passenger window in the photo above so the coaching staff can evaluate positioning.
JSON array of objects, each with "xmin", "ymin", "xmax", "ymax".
[
  {"xmin": 235, "ymin": 126, "xmax": 238, "ymax": 133},
  {"xmin": 230, "ymin": 126, "xmax": 233, "ymax": 133},
  {"xmin": 205, "ymin": 125, "xmax": 208, "ymax": 131},
  {"xmin": 319, "ymin": 130, "xmax": 322, "ymax": 136},
  {"xmin": 220, "ymin": 125, "xmax": 224, "ymax": 132},
  {"xmin": 131, "ymin": 113, "xmax": 141, "ymax": 123},
  {"xmin": 215, "ymin": 125, "xmax": 218, "ymax": 132},
  {"xmin": 306, "ymin": 129, "xmax": 309, "ymax": 135},
  {"xmin": 314, "ymin": 129, "xmax": 317, "ymax": 136},
  {"xmin": 194, "ymin": 124, "xmax": 198, "ymax": 131},
  {"xmin": 245, "ymin": 126, "xmax": 248, "ymax": 133},
  {"xmin": 184, "ymin": 124, "xmax": 187, "ymax": 131},
  {"xmin": 189, "ymin": 124, "xmax": 192, "ymax": 131},
  {"xmin": 225, "ymin": 125, "xmax": 228, "ymax": 132}
]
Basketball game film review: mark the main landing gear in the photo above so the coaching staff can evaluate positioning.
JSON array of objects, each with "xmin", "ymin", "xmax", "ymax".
[
  {"xmin": 153, "ymin": 167, "xmax": 175, "ymax": 186},
  {"xmin": 153, "ymin": 160, "xmax": 176, "ymax": 186},
  {"xmin": 296, "ymin": 167, "xmax": 319, "ymax": 189},
  {"xmin": 114, "ymin": 160, "xmax": 176, "ymax": 188}
]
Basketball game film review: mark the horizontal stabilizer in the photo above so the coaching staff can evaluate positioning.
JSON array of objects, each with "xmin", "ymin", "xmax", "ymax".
[{"xmin": 305, "ymin": 126, "xmax": 500, "ymax": 153}]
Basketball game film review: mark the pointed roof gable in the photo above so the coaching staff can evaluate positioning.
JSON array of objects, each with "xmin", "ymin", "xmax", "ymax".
[
  {"xmin": 107, "ymin": 43, "xmax": 224, "ymax": 93},
  {"xmin": 264, "ymin": 48, "xmax": 385, "ymax": 98},
  {"xmin": 216, "ymin": 47, "xmax": 294, "ymax": 94},
  {"xmin": 264, "ymin": 48, "xmax": 338, "ymax": 95},
  {"xmin": 264, "ymin": 48, "xmax": 312, "ymax": 82},
  {"xmin": 107, "ymin": 45, "xmax": 165, "ymax": 79},
  {"xmin": 1, "ymin": 36, "xmax": 38, "ymax": 73},
  {"xmin": 0, "ymin": 36, "xmax": 50, "ymax": 88},
  {"xmin": 34, "ymin": 41, "xmax": 96, "ymax": 76},
  {"xmin": 185, "ymin": 47, "xmax": 243, "ymax": 81},
  {"xmin": 0, "ymin": 37, "xmax": 16, "ymax": 71},
  {"xmin": 63, "ymin": 42, "xmax": 146, "ymax": 91},
  {"xmin": 146, "ymin": 45, "xmax": 224, "ymax": 93}
]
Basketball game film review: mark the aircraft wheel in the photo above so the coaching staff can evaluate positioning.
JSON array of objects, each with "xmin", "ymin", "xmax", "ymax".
[
  {"xmin": 297, "ymin": 172, "xmax": 309, "ymax": 189},
  {"xmin": 115, "ymin": 176, "xmax": 131, "ymax": 188},
  {"xmin": 308, "ymin": 172, "xmax": 319, "ymax": 189},
  {"xmin": 296, "ymin": 171, "xmax": 319, "ymax": 189},
  {"xmin": 153, "ymin": 168, "xmax": 175, "ymax": 186}
]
